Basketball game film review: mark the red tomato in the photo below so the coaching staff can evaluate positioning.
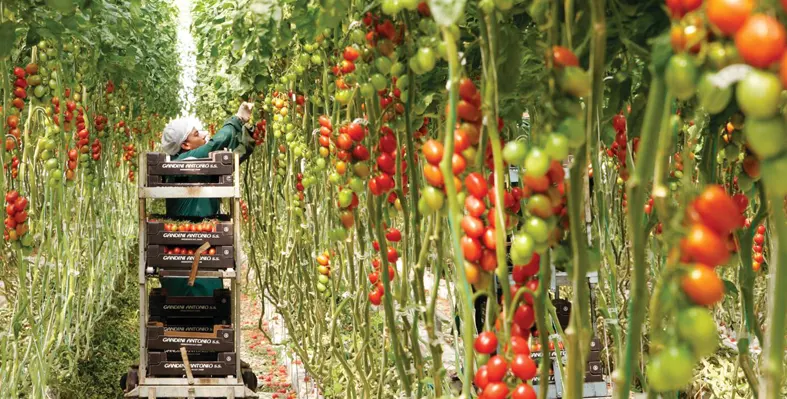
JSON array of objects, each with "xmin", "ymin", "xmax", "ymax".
[
  {"xmin": 385, "ymin": 228, "xmax": 402, "ymax": 242},
  {"xmin": 386, "ymin": 247, "xmax": 399, "ymax": 263},
  {"xmin": 485, "ymin": 355, "xmax": 508, "ymax": 382},
  {"xmin": 343, "ymin": 46, "xmax": 360, "ymax": 61},
  {"xmin": 480, "ymin": 249, "xmax": 497, "ymax": 272},
  {"xmin": 523, "ymin": 279, "xmax": 539, "ymax": 305},
  {"xmin": 368, "ymin": 272, "xmax": 379, "ymax": 284},
  {"xmin": 508, "ymin": 336, "xmax": 530, "ymax": 355},
  {"xmin": 693, "ymin": 185, "xmax": 741, "ymax": 234},
  {"xmin": 735, "ymin": 14, "xmax": 787, "ymax": 68},
  {"xmin": 483, "ymin": 383, "xmax": 509, "ymax": 399},
  {"xmin": 459, "ymin": 78, "xmax": 479, "ymax": 105},
  {"xmin": 465, "ymin": 172, "xmax": 488, "ymax": 199},
  {"xmin": 474, "ymin": 365, "xmax": 490, "ymax": 389},
  {"xmin": 474, "ymin": 331, "xmax": 498, "ymax": 354},
  {"xmin": 465, "ymin": 195, "xmax": 487, "ymax": 217},
  {"xmin": 514, "ymin": 303, "xmax": 536, "ymax": 330},
  {"xmin": 369, "ymin": 289, "xmax": 383, "ymax": 305},
  {"xmin": 665, "ymin": 0, "xmax": 703, "ymax": 19},
  {"xmin": 552, "ymin": 46, "xmax": 579, "ymax": 68},
  {"xmin": 757, "ymin": 225, "xmax": 766, "ymax": 234},
  {"xmin": 452, "ymin": 153, "xmax": 467, "ymax": 175},
  {"xmin": 754, "ymin": 233, "xmax": 765, "ymax": 245},
  {"xmin": 461, "ymin": 215, "xmax": 485, "ymax": 238},
  {"xmin": 511, "ymin": 353, "xmax": 538, "ymax": 380},
  {"xmin": 682, "ymin": 223, "xmax": 730, "ymax": 266},
  {"xmin": 482, "ymin": 227, "xmax": 496, "ymax": 250},
  {"xmin": 512, "ymin": 383, "xmax": 537, "ymax": 399},
  {"xmin": 461, "ymin": 235, "xmax": 483, "ymax": 262},
  {"xmin": 456, "ymin": 100, "xmax": 481, "ymax": 122},
  {"xmin": 347, "ymin": 123, "xmax": 365, "ymax": 141}
]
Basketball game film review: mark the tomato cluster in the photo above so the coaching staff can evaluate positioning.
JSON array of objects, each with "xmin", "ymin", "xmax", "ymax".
[
  {"xmin": 122, "ymin": 142, "xmax": 137, "ymax": 182},
  {"xmin": 253, "ymin": 118, "xmax": 266, "ymax": 146},
  {"xmin": 3, "ymin": 191, "xmax": 32, "ymax": 247},
  {"xmin": 603, "ymin": 113, "xmax": 637, "ymax": 183},
  {"xmin": 12, "ymin": 65, "xmax": 30, "ymax": 111},
  {"xmin": 368, "ymin": 233, "xmax": 399, "ymax": 306},
  {"xmin": 162, "ymin": 221, "xmax": 218, "ymax": 233},
  {"xmin": 472, "ymin": 330, "xmax": 537, "ymax": 399},
  {"xmin": 316, "ymin": 251, "xmax": 332, "ymax": 298},
  {"xmin": 751, "ymin": 223, "xmax": 767, "ymax": 272},
  {"xmin": 163, "ymin": 246, "xmax": 217, "ymax": 256},
  {"xmin": 664, "ymin": 0, "xmax": 787, "ymax": 197}
]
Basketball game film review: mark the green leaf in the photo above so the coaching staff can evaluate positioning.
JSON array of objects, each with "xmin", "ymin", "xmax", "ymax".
[
  {"xmin": 723, "ymin": 279, "xmax": 739, "ymax": 298},
  {"xmin": 0, "ymin": 21, "xmax": 14, "ymax": 58},
  {"xmin": 427, "ymin": 0, "xmax": 466, "ymax": 27}
]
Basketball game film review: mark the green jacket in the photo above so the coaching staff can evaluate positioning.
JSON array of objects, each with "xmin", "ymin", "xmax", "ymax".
[{"xmin": 161, "ymin": 116, "xmax": 253, "ymax": 297}]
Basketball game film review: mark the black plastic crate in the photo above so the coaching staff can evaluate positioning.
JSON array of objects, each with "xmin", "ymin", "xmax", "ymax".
[
  {"xmin": 146, "ymin": 151, "xmax": 234, "ymax": 187},
  {"xmin": 147, "ymin": 351, "xmax": 236, "ymax": 377},
  {"xmin": 147, "ymin": 220, "xmax": 234, "ymax": 246},
  {"xmin": 147, "ymin": 323, "xmax": 234, "ymax": 352},
  {"xmin": 149, "ymin": 288, "xmax": 231, "ymax": 326},
  {"xmin": 147, "ymin": 245, "xmax": 234, "ymax": 270}
]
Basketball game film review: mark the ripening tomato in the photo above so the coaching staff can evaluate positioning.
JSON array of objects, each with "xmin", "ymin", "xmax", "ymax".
[
  {"xmin": 682, "ymin": 265, "xmax": 725, "ymax": 306},
  {"xmin": 682, "ymin": 223, "xmax": 730, "ymax": 266},
  {"xmin": 474, "ymin": 331, "xmax": 498, "ymax": 354},
  {"xmin": 423, "ymin": 164, "xmax": 445, "ymax": 187},
  {"xmin": 452, "ymin": 153, "xmax": 467, "ymax": 175},
  {"xmin": 693, "ymin": 185, "xmax": 740, "ymax": 234},
  {"xmin": 343, "ymin": 46, "xmax": 360, "ymax": 61},
  {"xmin": 706, "ymin": 0, "xmax": 754, "ymax": 36},
  {"xmin": 512, "ymin": 253, "xmax": 540, "ymax": 283},
  {"xmin": 456, "ymin": 100, "xmax": 481, "ymax": 122},
  {"xmin": 735, "ymin": 14, "xmax": 787, "ymax": 68},
  {"xmin": 459, "ymin": 77, "xmax": 479, "ymax": 105},
  {"xmin": 480, "ymin": 249, "xmax": 497, "ymax": 271},
  {"xmin": 422, "ymin": 139, "xmax": 444, "ymax": 165}
]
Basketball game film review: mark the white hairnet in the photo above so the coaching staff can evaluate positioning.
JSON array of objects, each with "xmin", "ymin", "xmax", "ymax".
[{"xmin": 161, "ymin": 117, "xmax": 207, "ymax": 155}]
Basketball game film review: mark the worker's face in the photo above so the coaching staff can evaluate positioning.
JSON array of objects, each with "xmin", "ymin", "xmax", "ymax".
[{"xmin": 180, "ymin": 128, "xmax": 207, "ymax": 151}]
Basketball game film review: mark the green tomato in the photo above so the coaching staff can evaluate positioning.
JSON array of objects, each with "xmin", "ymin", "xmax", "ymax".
[
  {"xmin": 399, "ymin": 0, "xmax": 418, "ymax": 10},
  {"xmin": 375, "ymin": 57, "xmax": 393, "ymax": 75},
  {"xmin": 395, "ymin": 74, "xmax": 409, "ymax": 91},
  {"xmin": 381, "ymin": 0, "xmax": 400, "ymax": 15},
  {"xmin": 527, "ymin": 194, "xmax": 553, "ymax": 219},
  {"xmin": 677, "ymin": 307, "xmax": 719, "ymax": 358},
  {"xmin": 736, "ymin": 70, "xmax": 782, "ymax": 119},
  {"xmin": 665, "ymin": 54, "xmax": 698, "ymax": 101},
  {"xmin": 761, "ymin": 154, "xmax": 787, "ymax": 197},
  {"xmin": 329, "ymin": 172, "xmax": 342, "ymax": 184},
  {"xmin": 494, "ymin": 0, "xmax": 514, "ymax": 10},
  {"xmin": 697, "ymin": 73, "xmax": 732, "ymax": 114},
  {"xmin": 316, "ymin": 282, "xmax": 327, "ymax": 292},
  {"xmin": 422, "ymin": 186, "xmax": 445, "ymax": 211},
  {"xmin": 336, "ymin": 89, "xmax": 353, "ymax": 105},
  {"xmin": 510, "ymin": 232, "xmax": 535, "ymax": 265},
  {"xmin": 545, "ymin": 133, "xmax": 569, "ymax": 160},
  {"xmin": 409, "ymin": 57, "xmax": 425, "ymax": 75},
  {"xmin": 310, "ymin": 54, "xmax": 322, "ymax": 65},
  {"xmin": 349, "ymin": 177, "xmax": 365, "ymax": 193},
  {"xmin": 558, "ymin": 117, "xmax": 586, "ymax": 148},
  {"xmin": 317, "ymin": 274, "xmax": 330, "ymax": 285},
  {"xmin": 744, "ymin": 117, "xmax": 785, "ymax": 160},
  {"xmin": 45, "ymin": 158, "xmax": 58, "ymax": 170},
  {"xmin": 371, "ymin": 74, "xmax": 388, "ymax": 91},
  {"xmin": 524, "ymin": 217, "xmax": 549, "ymax": 243},
  {"xmin": 524, "ymin": 147, "xmax": 550, "ymax": 178},
  {"xmin": 502, "ymin": 140, "xmax": 528, "ymax": 165},
  {"xmin": 390, "ymin": 62, "xmax": 405, "ymax": 78},
  {"xmin": 416, "ymin": 47, "xmax": 436, "ymax": 73},
  {"xmin": 647, "ymin": 345, "xmax": 696, "ymax": 392},
  {"xmin": 559, "ymin": 66, "xmax": 591, "ymax": 98},
  {"xmin": 353, "ymin": 163, "xmax": 370, "ymax": 178}
]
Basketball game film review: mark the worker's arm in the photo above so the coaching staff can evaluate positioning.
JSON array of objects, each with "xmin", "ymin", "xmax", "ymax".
[{"xmin": 176, "ymin": 116, "xmax": 243, "ymax": 159}]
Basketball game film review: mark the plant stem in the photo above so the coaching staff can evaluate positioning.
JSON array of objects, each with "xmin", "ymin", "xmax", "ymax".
[
  {"xmin": 612, "ymin": 75, "xmax": 667, "ymax": 399},
  {"xmin": 759, "ymin": 187, "xmax": 785, "ymax": 399},
  {"xmin": 440, "ymin": 26, "xmax": 476, "ymax": 397}
]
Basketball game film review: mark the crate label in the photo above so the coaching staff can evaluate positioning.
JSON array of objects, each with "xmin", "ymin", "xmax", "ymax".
[
  {"xmin": 161, "ymin": 337, "xmax": 221, "ymax": 345},
  {"xmin": 161, "ymin": 162, "xmax": 220, "ymax": 169}
]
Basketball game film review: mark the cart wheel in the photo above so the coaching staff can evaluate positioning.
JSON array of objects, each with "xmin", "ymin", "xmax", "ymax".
[
  {"xmin": 242, "ymin": 369, "xmax": 258, "ymax": 392},
  {"xmin": 120, "ymin": 367, "xmax": 139, "ymax": 392}
]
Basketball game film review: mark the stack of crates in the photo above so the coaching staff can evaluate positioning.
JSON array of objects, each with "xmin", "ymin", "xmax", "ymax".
[{"xmin": 124, "ymin": 151, "xmax": 255, "ymax": 398}]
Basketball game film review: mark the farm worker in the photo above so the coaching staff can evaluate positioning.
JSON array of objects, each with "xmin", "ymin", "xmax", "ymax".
[{"xmin": 158, "ymin": 102, "xmax": 255, "ymax": 297}]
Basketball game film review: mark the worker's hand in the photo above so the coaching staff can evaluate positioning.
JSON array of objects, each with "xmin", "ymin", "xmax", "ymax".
[{"xmin": 236, "ymin": 102, "xmax": 254, "ymax": 123}]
